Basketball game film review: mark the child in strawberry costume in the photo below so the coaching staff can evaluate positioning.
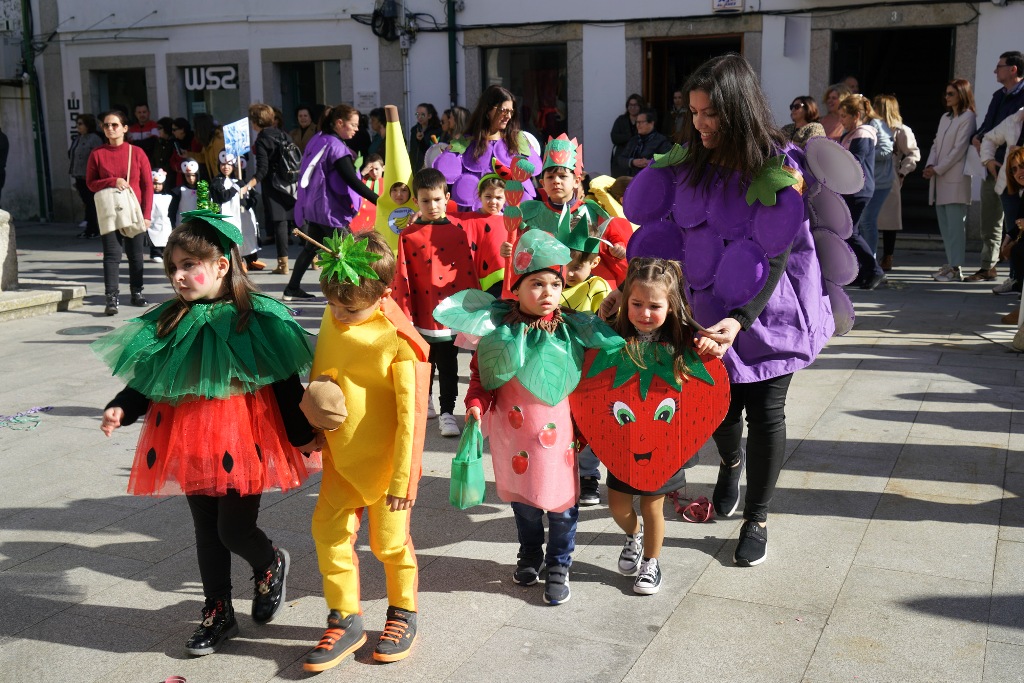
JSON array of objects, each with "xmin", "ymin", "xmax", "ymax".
[
  {"xmin": 434, "ymin": 229, "xmax": 623, "ymax": 606},
  {"xmin": 571, "ymin": 258, "xmax": 730, "ymax": 595}
]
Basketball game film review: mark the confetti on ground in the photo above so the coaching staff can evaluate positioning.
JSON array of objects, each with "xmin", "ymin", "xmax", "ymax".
[{"xmin": 0, "ymin": 406, "xmax": 54, "ymax": 430}]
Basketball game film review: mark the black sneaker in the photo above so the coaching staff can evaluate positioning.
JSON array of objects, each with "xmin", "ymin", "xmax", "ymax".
[
  {"xmin": 104, "ymin": 294, "xmax": 119, "ymax": 316},
  {"xmin": 303, "ymin": 611, "xmax": 366, "ymax": 672},
  {"xmin": 633, "ymin": 557, "xmax": 662, "ymax": 595},
  {"xmin": 130, "ymin": 291, "xmax": 148, "ymax": 307},
  {"xmin": 617, "ymin": 526, "xmax": 644, "ymax": 575},
  {"xmin": 733, "ymin": 520, "xmax": 768, "ymax": 567},
  {"xmin": 252, "ymin": 547, "xmax": 289, "ymax": 624},
  {"xmin": 579, "ymin": 476, "xmax": 600, "ymax": 506},
  {"xmin": 282, "ymin": 287, "xmax": 316, "ymax": 301},
  {"xmin": 372, "ymin": 606, "xmax": 417, "ymax": 663},
  {"xmin": 712, "ymin": 449, "xmax": 745, "ymax": 518},
  {"xmin": 543, "ymin": 564, "xmax": 571, "ymax": 605},
  {"xmin": 185, "ymin": 598, "xmax": 239, "ymax": 656},
  {"xmin": 512, "ymin": 552, "xmax": 545, "ymax": 586}
]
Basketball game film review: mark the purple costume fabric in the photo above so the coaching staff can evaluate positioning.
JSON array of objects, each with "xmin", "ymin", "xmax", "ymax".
[
  {"xmin": 432, "ymin": 135, "xmax": 543, "ymax": 210},
  {"xmin": 625, "ymin": 142, "xmax": 858, "ymax": 384},
  {"xmin": 294, "ymin": 132, "xmax": 363, "ymax": 228}
]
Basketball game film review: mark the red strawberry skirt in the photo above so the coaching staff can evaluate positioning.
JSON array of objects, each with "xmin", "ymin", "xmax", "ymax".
[{"xmin": 128, "ymin": 386, "xmax": 322, "ymax": 496}]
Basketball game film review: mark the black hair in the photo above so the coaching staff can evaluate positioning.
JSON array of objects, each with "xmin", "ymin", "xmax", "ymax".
[
  {"xmin": 1001, "ymin": 51, "xmax": 1024, "ymax": 78},
  {"xmin": 638, "ymin": 108, "xmax": 658, "ymax": 125},
  {"xmin": 412, "ymin": 167, "xmax": 447, "ymax": 195}
]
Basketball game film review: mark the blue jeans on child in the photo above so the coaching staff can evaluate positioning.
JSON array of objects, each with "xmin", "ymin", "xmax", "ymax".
[
  {"xmin": 511, "ymin": 502, "xmax": 578, "ymax": 567},
  {"xmin": 578, "ymin": 445, "xmax": 600, "ymax": 480}
]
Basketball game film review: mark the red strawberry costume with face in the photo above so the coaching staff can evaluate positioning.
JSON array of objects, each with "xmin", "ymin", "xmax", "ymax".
[{"xmin": 570, "ymin": 342, "xmax": 730, "ymax": 492}]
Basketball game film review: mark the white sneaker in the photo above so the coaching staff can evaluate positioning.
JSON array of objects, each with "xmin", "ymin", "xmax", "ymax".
[
  {"xmin": 932, "ymin": 264, "xmax": 952, "ymax": 280},
  {"xmin": 617, "ymin": 526, "xmax": 644, "ymax": 575},
  {"xmin": 993, "ymin": 278, "xmax": 1019, "ymax": 295},
  {"xmin": 426, "ymin": 401, "xmax": 437, "ymax": 420},
  {"xmin": 438, "ymin": 412, "xmax": 460, "ymax": 437},
  {"xmin": 633, "ymin": 557, "xmax": 662, "ymax": 595},
  {"xmin": 933, "ymin": 266, "xmax": 961, "ymax": 282}
]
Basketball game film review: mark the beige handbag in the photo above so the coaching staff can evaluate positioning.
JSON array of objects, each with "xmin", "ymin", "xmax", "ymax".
[{"xmin": 95, "ymin": 144, "xmax": 147, "ymax": 238}]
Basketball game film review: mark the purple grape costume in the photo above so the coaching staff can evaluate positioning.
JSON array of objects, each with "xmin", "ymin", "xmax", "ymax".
[
  {"xmin": 623, "ymin": 137, "xmax": 862, "ymax": 383},
  {"xmin": 432, "ymin": 133, "xmax": 543, "ymax": 210}
]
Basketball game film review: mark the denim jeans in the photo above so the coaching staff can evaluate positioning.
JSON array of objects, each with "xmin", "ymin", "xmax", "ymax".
[
  {"xmin": 511, "ymin": 501, "xmax": 578, "ymax": 567},
  {"xmin": 859, "ymin": 184, "xmax": 892, "ymax": 258},
  {"xmin": 710, "ymin": 373, "xmax": 793, "ymax": 524},
  {"xmin": 843, "ymin": 196, "xmax": 883, "ymax": 284},
  {"xmin": 577, "ymin": 445, "xmax": 600, "ymax": 480}
]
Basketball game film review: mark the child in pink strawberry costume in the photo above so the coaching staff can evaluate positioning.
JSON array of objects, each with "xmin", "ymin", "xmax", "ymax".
[{"xmin": 434, "ymin": 229, "xmax": 622, "ymax": 606}]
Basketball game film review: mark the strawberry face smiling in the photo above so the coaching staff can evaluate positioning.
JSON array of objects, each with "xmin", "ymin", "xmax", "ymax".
[{"xmin": 570, "ymin": 343, "xmax": 730, "ymax": 491}]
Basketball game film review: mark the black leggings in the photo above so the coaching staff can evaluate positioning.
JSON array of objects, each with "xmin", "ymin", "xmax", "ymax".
[
  {"xmin": 711, "ymin": 373, "xmax": 793, "ymax": 524},
  {"xmin": 75, "ymin": 177, "xmax": 99, "ymax": 236},
  {"xmin": 882, "ymin": 231, "xmax": 896, "ymax": 258},
  {"xmin": 101, "ymin": 230, "xmax": 145, "ymax": 296},
  {"xmin": 288, "ymin": 222, "xmax": 349, "ymax": 290},
  {"xmin": 186, "ymin": 491, "xmax": 275, "ymax": 600},
  {"xmin": 428, "ymin": 339, "xmax": 460, "ymax": 415}
]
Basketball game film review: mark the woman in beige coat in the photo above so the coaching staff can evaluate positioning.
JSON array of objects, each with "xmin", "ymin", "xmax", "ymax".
[
  {"xmin": 875, "ymin": 95, "xmax": 921, "ymax": 271},
  {"xmin": 922, "ymin": 79, "xmax": 977, "ymax": 281}
]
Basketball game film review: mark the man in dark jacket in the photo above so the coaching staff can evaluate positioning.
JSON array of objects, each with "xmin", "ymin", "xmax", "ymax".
[
  {"xmin": 965, "ymin": 50, "xmax": 1024, "ymax": 284},
  {"xmin": 614, "ymin": 109, "xmax": 672, "ymax": 177}
]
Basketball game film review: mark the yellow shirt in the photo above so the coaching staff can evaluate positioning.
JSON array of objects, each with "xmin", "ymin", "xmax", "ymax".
[
  {"xmin": 561, "ymin": 276, "xmax": 611, "ymax": 314},
  {"xmin": 311, "ymin": 300, "xmax": 430, "ymax": 508}
]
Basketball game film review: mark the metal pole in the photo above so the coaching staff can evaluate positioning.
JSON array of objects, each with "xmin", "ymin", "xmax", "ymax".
[
  {"xmin": 447, "ymin": 0, "xmax": 457, "ymax": 108},
  {"xmin": 22, "ymin": 0, "xmax": 51, "ymax": 220}
]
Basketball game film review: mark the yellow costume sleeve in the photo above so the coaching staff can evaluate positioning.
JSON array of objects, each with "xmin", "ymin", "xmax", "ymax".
[{"xmin": 388, "ymin": 341, "xmax": 431, "ymax": 500}]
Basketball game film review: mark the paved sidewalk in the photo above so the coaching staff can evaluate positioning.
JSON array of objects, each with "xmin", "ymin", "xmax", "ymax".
[{"xmin": 1, "ymin": 222, "xmax": 1023, "ymax": 683}]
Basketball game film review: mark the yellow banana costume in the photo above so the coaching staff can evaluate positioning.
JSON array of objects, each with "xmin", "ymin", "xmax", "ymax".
[{"xmin": 373, "ymin": 104, "xmax": 417, "ymax": 252}]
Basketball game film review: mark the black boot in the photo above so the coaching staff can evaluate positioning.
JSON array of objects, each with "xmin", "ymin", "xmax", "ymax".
[
  {"xmin": 104, "ymin": 293, "xmax": 119, "ymax": 316},
  {"xmin": 130, "ymin": 290, "xmax": 148, "ymax": 307},
  {"xmin": 185, "ymin": 597, "xmax": 238, "ymax": 656},
  {"xmin": 252, "ymin": 546, "xmax": 289, "ymax": 624}
]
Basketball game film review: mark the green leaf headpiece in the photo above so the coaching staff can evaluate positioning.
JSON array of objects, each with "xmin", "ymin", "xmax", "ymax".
[{"xmin": 315, "ymin": 232, "xmax": 383, "ymax": 286}]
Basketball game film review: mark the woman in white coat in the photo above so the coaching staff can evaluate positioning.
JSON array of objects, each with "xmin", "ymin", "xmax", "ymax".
[
  {"xmin": 922, "ymin": 78, "xmax": 977, "ymax": 281},
  {"xmin": 874, "ymin": 94, "xmax": 921, "ymax": 271}
]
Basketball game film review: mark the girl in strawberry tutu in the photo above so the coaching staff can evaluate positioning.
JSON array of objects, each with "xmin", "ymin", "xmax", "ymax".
[{"xmin": 93, "ymin": 208, "xmax": 321, "ymax": 657}]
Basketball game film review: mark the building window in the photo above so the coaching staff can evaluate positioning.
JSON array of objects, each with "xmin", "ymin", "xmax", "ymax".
[
  {"xmin": 181, "ymin": 65, "xmax": 240, "ymax": 124},
  {"xmin": 482, "ymin": 44, "xmax": 567, "ymax": 140}
]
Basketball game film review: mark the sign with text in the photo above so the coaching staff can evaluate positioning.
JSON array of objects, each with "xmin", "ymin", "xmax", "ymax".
[
  {"xmin": 711, "ymin": 0, "xmax": 744, "ymax": 12},
  {"xmin": 184, "ymin": 65, "xmax": 238, "ymax": 91}
]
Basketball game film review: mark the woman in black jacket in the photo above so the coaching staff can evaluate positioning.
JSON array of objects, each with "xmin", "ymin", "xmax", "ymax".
[
  {"xmin": 242, "ymin": 103, "xmax": 295, "ymax": 274},
  {"xmin": 610, "ymin": 93, "xmax": 645, "ymax": 176}
]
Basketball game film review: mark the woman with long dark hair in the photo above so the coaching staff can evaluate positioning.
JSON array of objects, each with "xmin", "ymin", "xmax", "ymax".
[
  {"xmin": 610, "ymin": 94, "xmax": 645, "ymax": 176},
  {"xmin": 408, "ymin": 102, "xmax": 442, "ymax": 171},
  {"xmin": 69, "ymin": 113, "xmax": 104, "ymax": 238},
  {"xmin": 614, "ymin": 54, "xmax": 858, "ymax": 566},
  {"xmin": 86, "ymin": 110, "xmax": 154, "ymax": 315}
]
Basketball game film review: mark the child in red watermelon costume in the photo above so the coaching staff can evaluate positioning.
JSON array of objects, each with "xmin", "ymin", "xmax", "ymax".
[
  {"xmin": 434, "ymin": 229, "xmax": 623, "ymax": 606},
  {"xmin": 93, "ymin": 209, "xmax": 322, "ymax": 657},
  {"xmin": 450, "ymin": 174, "xmax": 509, "ymax": 297},
  {"xmin": 391, "ymin": 168, "xmax": 480, "ymax": 438},
  {"xmin": 505, "ymin": 134, "xmax": 632, "ymax": 290},
  {"xmin": 569, "ymin": 258, "xmax": 730, "ymax": 595}
]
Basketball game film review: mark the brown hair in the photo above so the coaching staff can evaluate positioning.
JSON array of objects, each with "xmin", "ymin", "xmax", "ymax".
[
  {"xmin": 613, "ymin": 257, "xmax": 696, "ymax": 381},
  {"xmin": 838, "ymin": 94, "xmax": 875, "ymax": 122},
  {"xmin": 1006, "ymin": 147, "xmax": 1024, "ymax": 195},
  {"xmin": 823, "ymin": 83, "xmax": 853, "ymax": 104},
  {"xmin": 478, "ymin": 175, "xmax": 506, "ymax": 194},
  {"xmin": 412, "ymin": 167, "xmax": 447, "ymax": 195},
  {"xmin": 248, "ymin": 103, "xmax": 275, "ymax": 129},
  {"xmin": 158, "ymin": 221, "xmax": 257, "ymax": 337},
  {"xmin": 319, "ymin": 231, "xmax": 396, "ymax": 306},
  {"xmin": 947, "ymin": 78, "xmax": 975, "ymax": 116},
  {"xmin": 872, "ymin": 94, "xmax": 903, "ymax": 128},
  {"xmin": 792, "ymin": 96, "xmax": 820, "ymax": 123},
  {"xmin": 319, "ymin": 103, "xmax": 359, "ymax": 135},
  {"xmin": 465, "ymin": 85, "xmax": 523, "ymax": 160},
  {"xmin": 608, "ymin": 176, "xmax": 632, "ymax": 203}
]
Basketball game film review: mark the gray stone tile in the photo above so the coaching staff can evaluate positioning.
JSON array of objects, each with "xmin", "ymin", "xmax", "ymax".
[
  {"xmin": 856, "ymin": 491, "xmax": 998, "ymax": 582},
  {"xmin": 690, "ymin": 514, "xmax": 865, "ymax": 614},
  {"xmin": 983, "ymin": 641, "xmax": 1024, "ymax": 683},
  {"xmin": 446, "ymin": 625, "xmax": 642, "ymax": 683},
  {"xmin": 999, "ymin": 472, "xmax": 1024, "ymax": 543},
  {"xmin": 905, "ymin": 400, "xmax": 1011, "ymax": 448},
  {"xmin": 988, "ymin": 540, "xmax": 1024, "ymax": 646},
  {"xmin": 624, "ymin": 593, "xmax": 825, "ymax": 683},
  {"xmin": 887, "ymin": 442, "xmax": 1007, "ymax": 502},
  {"xmin": 804, "ymin": 566, "xmax": 989, "ymax": 682}
]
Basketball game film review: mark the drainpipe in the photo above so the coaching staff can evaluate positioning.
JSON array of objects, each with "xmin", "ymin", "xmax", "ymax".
[
  {"xmin": 447, "ymin": 0, "xmax": 457, "ymax": 107},
  {"xmin": 22, "ymin": 0, "xmax": 51, "ymax": 220}
]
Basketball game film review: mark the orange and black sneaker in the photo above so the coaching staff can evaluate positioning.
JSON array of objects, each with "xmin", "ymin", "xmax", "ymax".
[
  {"xmin": 302, "ymin": 610, "xmax": 366, "ymax": 672},
  {"xmin": 372, "ymin": 606, "xmax": 417, "ymax": 663}
]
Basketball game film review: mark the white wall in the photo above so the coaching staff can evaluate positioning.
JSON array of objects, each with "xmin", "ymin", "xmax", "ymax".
[
  {"xmin": 973, "ymin": 3, "xmax": 1024, "ymax": 108},
  {"xmin": 406, "ymin": 31, "xmax": 455, "ymax": 132},
  {"xmin": 760, "ymin": 14, "xmax": 811, "ymax": 127},
  {"xmin": 582, "ymin": 23, "xmax": 627, "ymax": 177}
]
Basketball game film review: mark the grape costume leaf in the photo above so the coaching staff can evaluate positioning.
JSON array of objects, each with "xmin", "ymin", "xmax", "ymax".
[
  {"xmin": 652, "ymin": 144, "xmax": 689, "ymax": 168},
  {"xmin": 746, "ymin": 155, "xmax": 799, "ymax": 207},
  {"xmin": 448, "ymin": 137, "xmax": 469, "ymax": 154}
]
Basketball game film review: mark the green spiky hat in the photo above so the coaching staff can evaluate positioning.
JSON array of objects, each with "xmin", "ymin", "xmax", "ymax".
[
  {"xmin": 555, "ymin": 207, "xmax": 601, "ymax": 255},
  {"xmin": 180, "ymin": 181, "xmax": 241, "ymax": 258},
  {"xmin": 542, "ymin": 133, "xmax": 581, "ymax": 175},
  {"xmin": 511, "ymin": 229, "xmax": 570, "ymax": 289},
  {"xmin": 315, "ymin": 232, "xmax": 383, "ymax": 285}
]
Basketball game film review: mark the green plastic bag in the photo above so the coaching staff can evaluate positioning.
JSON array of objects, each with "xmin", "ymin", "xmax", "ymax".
[{"xmin": 450, "ymin": 414, "xmax": 486, "ymax": 509}]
